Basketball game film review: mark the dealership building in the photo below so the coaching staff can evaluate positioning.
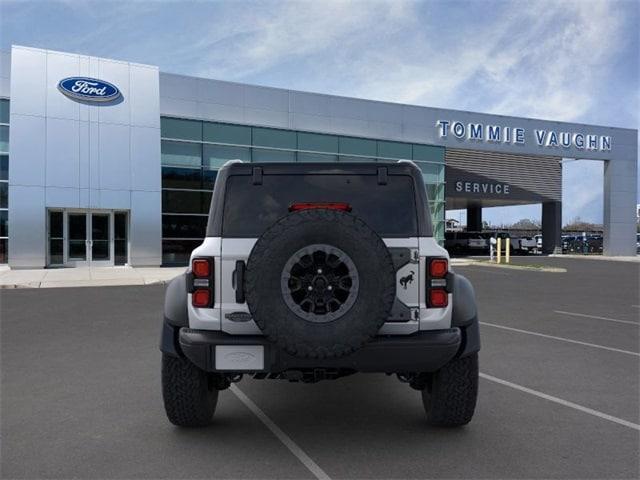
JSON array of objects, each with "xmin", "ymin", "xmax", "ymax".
[{"xmin": 0, "ymin": 45, "xmax": 637, "ymax": 268}]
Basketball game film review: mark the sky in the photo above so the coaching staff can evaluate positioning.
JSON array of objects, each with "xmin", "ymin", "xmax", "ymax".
[{"xmin": 1, "ymin": 0, "xmax": 638, "ymax": 226}]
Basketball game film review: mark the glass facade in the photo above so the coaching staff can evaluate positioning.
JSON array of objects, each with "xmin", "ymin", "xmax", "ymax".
[
  {"xmin": 0, "ymin": 99, "xmax": 8, "ymax": 264},
  {"xmin": 160, "ymin": 117, "xmax": 446, "ymax": 265}
]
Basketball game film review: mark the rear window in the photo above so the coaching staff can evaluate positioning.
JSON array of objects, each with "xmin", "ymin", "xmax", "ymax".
[{"xmin": 222, "ymin": 174, "xmax": 418, "ymax": 237}]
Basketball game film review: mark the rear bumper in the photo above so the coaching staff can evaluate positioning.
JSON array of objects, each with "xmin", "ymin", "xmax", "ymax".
[{"xmin": 169, "ymin": 326, "xmax": 467, "ymax": 374}]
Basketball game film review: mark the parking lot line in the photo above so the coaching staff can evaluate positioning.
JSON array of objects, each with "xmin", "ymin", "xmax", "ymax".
[
  {"xmin": 554, "ymin": 310, "xmax": 639, "ymax": 326},
  {"xmin": 480, "ymin": 373, "xmax": 640, "ymax": 431},
  {"xmin": 230, "ymin": 384, "xmax": 330, "ymax": 480},
  {"xmin": 480, "ymin": 322, "xmax": 640, "ymax": 357}
]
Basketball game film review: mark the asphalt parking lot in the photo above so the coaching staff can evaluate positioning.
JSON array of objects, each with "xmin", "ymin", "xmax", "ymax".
[{"xmin": 1, "ymin": 257, "xmax": 639, "ymax": 479}]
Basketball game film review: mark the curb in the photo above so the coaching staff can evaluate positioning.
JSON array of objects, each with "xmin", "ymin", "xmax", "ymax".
[{"xmin": 458, "ymin": 260, "xmax": 567, "ymax": 273}]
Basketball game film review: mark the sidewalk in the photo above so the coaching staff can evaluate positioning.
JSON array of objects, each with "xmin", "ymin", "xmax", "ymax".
[{"xmin": 0, "ymin": 266, "xmax": 186, "ymax": 289}]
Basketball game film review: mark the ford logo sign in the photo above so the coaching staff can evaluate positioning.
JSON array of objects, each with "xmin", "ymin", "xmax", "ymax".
[{"xmin": 57, "ymin": 77, "xmax": 121, "ymax": 102}]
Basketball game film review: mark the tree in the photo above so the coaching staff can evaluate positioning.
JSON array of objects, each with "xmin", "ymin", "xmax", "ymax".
[{"xmin": 509, "ymin": 218, "xmax": 540, "ymax": 230}]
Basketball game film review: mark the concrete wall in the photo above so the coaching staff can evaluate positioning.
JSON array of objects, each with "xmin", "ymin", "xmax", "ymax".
[{"xmin": 8, "ymin": 46, "xmax": 161, "ymax": 267}]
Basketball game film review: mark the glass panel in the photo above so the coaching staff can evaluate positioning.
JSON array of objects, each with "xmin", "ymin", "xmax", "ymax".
[
  {"xmin": 68, "ymin": 214, "xmax": 86, "ymax": 260},
  {"xmin": 0, "ymin": 155, "xmax": 7, "ymax": 180},
  {"xmin": 339, "ymin": 137, "xmax": 377, "ymax": 157},
  {"xmin": 49, "ymin": 239, "xmax": 63, "ymax": 265},
  {"xmin": 297, "ymin": 132, "xmax": 339, "ymax": 153},
  {"xmin": 0, "ymin": 210, "xmax": 6, "ymax": 237},
  {"xmin": 413, "ymin": 144, "xmax": 445, "ymax": 163},
  {"xmin": 161, "ymin": 117, "xmax": 201, "ymax": 141},
  {"xmin": 0, "ymin": 126, "xmax": 8, "ymax": 154},
  {"xmin": 202, "ymin": 169, "xmax": 218, "ymax": 190},
  {"xmin": 162, "ymin": 166, "xmax": 202, "ymax": 189},
  {"xmin": 0, "ymin": 99, "xmax": 9, "ymax": 124},
  {"xmin": 203, "ymin": 122, "xmax": 251, "ymax": 145},
  {"xmin": 114, "ymin": 213, "xmax": 127, "ymax": 266},
  {"xmin": 414, "ymin": 161, "xmax": 443, "ymax": 184},
  {"xmin": 49, "ymin": 211, "xmax": 63, "ymax": 238},
  {"xmin": 203, "ymin": 144, "xmax": 250, "ymax": 168},
  {"xmin": 251, "ymin": 148, "xmax": 296, "ymax": 163},
  {"xmin": 222, "ymin": 174, "xmax": 418, "ymax": 237},
  {"xmin": 162, "ymin": 239, "xmax": 202, "ymax": 266},
  {"xmin": 0, "ymin": 238, "xmax": 7, "ymax": 263},
  {"xmin": 162, "ymin": 190, "xmax": 209, "ymax": 214},
  {"xmin": 297, "ymin": 152, "xmax": 338, "ymax": 163},
  {"xmin": 425, "ymin": 183, "xmax": 444, "ymax": 202},
  {"xmin": 162, "ymin": 214, "xmax": 207, "ymax": 238},
  {"xmin": 377, "ymin": 140, "xmax": 412, "ymax": 159},
  {"xmin": 338, "ymin": 155, "xmax": 376, "ymax": 163},
  {"xmin": 0, "ymin": 183, "xmax": 6, "ymax": 208},
  {"xmin": 91, "ymin": 214, "xmax": 109, "ymax": 241},
  {"xmin": 161, "ymin": 140, "xmax": 201, "ymax": 167},
  {"xmin": 252, "ymin": 127, "xmax": 296, "ymax": 149}
]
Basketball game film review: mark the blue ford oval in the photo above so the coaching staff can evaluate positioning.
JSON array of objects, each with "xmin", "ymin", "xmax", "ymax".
[{"xmin": 58, "ymin": 77, "xmax": 121, "ymax": 102}]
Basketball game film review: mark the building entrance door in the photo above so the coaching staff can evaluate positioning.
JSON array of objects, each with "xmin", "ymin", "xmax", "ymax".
[{"xmin": 47, "ymin": 210, "xmax": 129, "ymax": 267}]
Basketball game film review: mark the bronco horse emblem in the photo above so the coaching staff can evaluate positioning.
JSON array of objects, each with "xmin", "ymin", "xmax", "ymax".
[{"xmin": 399, "ymin": 270, "xmax": 415, "ymax": 289}]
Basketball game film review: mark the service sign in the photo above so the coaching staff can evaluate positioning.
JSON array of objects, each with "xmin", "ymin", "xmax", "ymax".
[{"xmin": 58, "ymin": 77, "xmax": 121, "ymax": 102}]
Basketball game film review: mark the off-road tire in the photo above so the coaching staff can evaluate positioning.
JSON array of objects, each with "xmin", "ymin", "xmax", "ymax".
[
  {"xmin": 162, "ymin": 353, "xmax": 218, "ymax": 427},
  {"xmin": 422, "ymin": 353, "xmax": 478, "ymax": 426},
  {"xmin": 245, "ymin": 208, "xmax": 396, "ymax": 359}
]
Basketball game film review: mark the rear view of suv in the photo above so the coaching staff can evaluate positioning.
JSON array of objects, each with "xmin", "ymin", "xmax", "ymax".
[{"xmin": 160, "ymin": 161, "xmax": 480, "ymax": 427}]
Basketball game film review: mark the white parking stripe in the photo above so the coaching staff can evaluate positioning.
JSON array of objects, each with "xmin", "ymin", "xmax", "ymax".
[
  {"xmin": 480, "ymin": 322, "xmax": 640, "ymax": 357},
  {"xmin": 230, "ymin": 384, "xmax": 331, "ymax": 480},
  {"xmin": 554, "ymin": 310, "xmax": 639, "ymax": 326},
  {"xmin": 480, "ymin": 373, "xmax": 640, "ymax": 431}
]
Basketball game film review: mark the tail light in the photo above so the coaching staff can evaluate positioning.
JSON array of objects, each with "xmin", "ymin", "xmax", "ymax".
[
  {"xmin": 289, "ymin": 202, "xmax": 352, "ymax": 212},
  {"xmin": 189, "ymin": 257, "xmax": 214, "ymax": 308},
  {"xmin": 427, "ymin": 257, "xmax": 449, "ymax": 308}
]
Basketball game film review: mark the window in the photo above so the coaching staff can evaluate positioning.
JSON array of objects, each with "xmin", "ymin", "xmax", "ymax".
[
  {"xmin": 162, "ymin": 167, "xmax": 202, "ymax": 190},
  {"xmin": 0, "ymin": 99, "xmax": 8, "ymax": 124},
  {"xmin": 203, "ymin": 144, "xmax": 250, "ymax": 169},
  {"xmin": 252, "ymin": 127, "xmax": 296, "ymax": 149},
  {"xmin": 0, "ymin": 210, "xmax": 7, "ymax": 237},
  {"xmin": 339, "ymin": 137, "xmax": 376, "ymax": 157},
  {"xmin": 114, "ymin": 212, "xmax": 128, "ymax": 265},
  {"xmin": 0, "ymin": 183, "xmax": 7, "ymax": 209},
  {"xmin": 297, "ymin": 152, "xmax": 338, "ymax": 163},
  {"xmin": 222, "ymin": 174, "xmax": 418, "ymax": 237},
  {"xmin": 0, "ymin": 155, "xmax": 7, "ymax": 180},
  {"xmin": 162, "ymin": 239, "xmax": 203, "ymax": 265},
  {"xmin": 338, "ymin": 155, "xmax": 376, "ymax": 163},
  {"xmin": 161, "ymin": 141, "xmax": 201, "ymax": 167},
  {"xmin": 162, "ymin": 190, "xmax": 210, "ymax": 214},
  {"xmin": 378, "ymin": 140, "xmax": 411, "ymax": 160},
  {"xmin": 162, "ymin": 215, "xmax": 207, "ymax": 238},
  {"xmin": 0, "ymin": 126, "xmax": 8, "ymax": 154},
  {"xmin": 203, "ymin": 122, "xmax": 251, "ymax": 145},
  {"xmin": 202, "ymin": 169, "xmax": 218, "ymax": 190},
  {"xmin": 298, "ymin": 132, "xmax": 338, "ymax": 153},
  {"xmin": 161, "ymin": 117, "xmax": 202, "ymax": 141},
  {"xmin": 252, "ymin": 148, "xmax": 296, "ymax": 162},
  {"xmin": 414, "ymin": 161, "xmax": 444, "ymax": 184},
  {"xmin": 413, "ymin": 144, "xmax": 444, "ymax": 163}
]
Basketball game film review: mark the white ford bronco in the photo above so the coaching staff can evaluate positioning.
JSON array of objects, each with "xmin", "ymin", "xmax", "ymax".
[{"xmin": 161, "ymin": 161, "xmax": 480, "ymax": 427}]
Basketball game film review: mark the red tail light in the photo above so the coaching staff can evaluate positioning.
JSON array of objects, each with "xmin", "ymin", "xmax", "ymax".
[
  {"xmin": 192, "ymin": 289, "xmax": 211, "ymax": 308},
  {"xmin": 289, "ymin": 202, "xmax": 352, "ymax": 212},
  {"xmin": 429, "ymin": 258, "xmax": 448, "ymax": 278},
  {"xmin": 190, "ymin": 257, "xmax": 214, "ymax": 308},
  {"xmin": 429, "ymin": 289, "xmax": 448, "ymax": 308},
  {"xmin": 427, "ymin": 257, "xmax": 449, "ymax": 308},
  {"xmin": 192, "ymin": 259, "xmax": 211, "ymax": 278}
]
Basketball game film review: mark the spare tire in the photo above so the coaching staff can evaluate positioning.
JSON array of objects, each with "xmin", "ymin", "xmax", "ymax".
[{"xmin": 245, "ymin": 208, "xmax": 395, "ymax": 359}]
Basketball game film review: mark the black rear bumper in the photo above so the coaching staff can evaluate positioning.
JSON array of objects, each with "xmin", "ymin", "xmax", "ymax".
[{"xmin": 163, "ymin": 323, "xmax": 478, "ymax": 374}]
